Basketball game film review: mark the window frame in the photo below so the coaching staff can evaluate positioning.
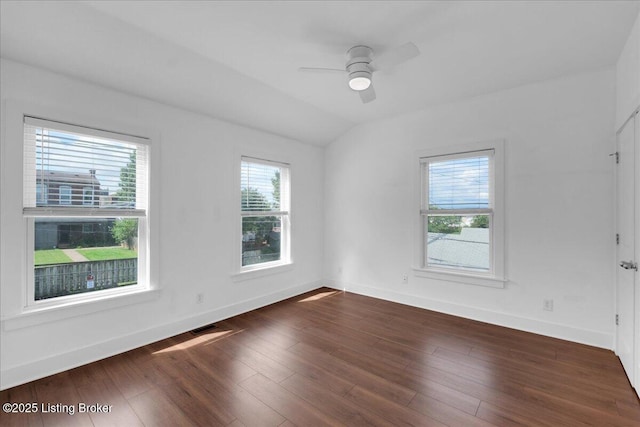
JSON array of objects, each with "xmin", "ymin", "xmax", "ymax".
[
  {"xmin": 82, "ymin": 186, "xmax": 94, "ymax": 206},
  {"xmin": 1, "ymin": 100, "xmax": 160, "ymax": 330},
  {"xmin": 23, "ymin": 116, "xmax": 151, "ymax": 309},
  {"xmin": 413, "ymin": 139, "xmax": 506, "ymax": 288},
  {"xmin": 59, "ymin": 185, "xmax": 72, "ymax": 205},
  {"xmin": 234, "ymin": 155, "xmax": 292, "ymax": 279}
]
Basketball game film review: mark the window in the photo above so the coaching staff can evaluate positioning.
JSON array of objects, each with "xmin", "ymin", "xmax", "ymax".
[
  {"xmin": 83, "ymin": 186, "xmax": 94, "ymax": 205},
  {"xmin": 59, "ymin": 185, "xmax": 71, "ymax": 205},
  {"xmin": 417, "ymin": 140, "xmax": 504, "ymax": 285},
  {"xmin": 240, "ymin": 157, "xmax": 290, "ymax": 270},
  {"xmin": 23, "ymin": 116, "xmax": 149, "ymax": 303},
  {"xmin": 36, "ymin": 183, "xmax": 48, "ymax": 206}
]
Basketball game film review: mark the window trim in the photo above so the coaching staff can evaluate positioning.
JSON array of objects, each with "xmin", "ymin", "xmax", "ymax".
[
  {"xmin": 3, "ymin": 286, "xmax": 161, "ymax": 331},
  {"xmin": 413, "ymin": 139, "xmax": 506, "ymax": 287},
  {"xmin": 234, "ymin": 153, "xmax": 292, "ymax": 279},
  {"xmin": 2, "ymin": 100, "xmax": 159, "ymax": 326},
  {"xmin": 22, "ymin": 115, "xmax": 152, "ymax": 308}
]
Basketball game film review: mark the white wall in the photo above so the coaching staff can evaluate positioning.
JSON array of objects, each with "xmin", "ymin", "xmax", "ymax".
[
  {"xmin": 616, "ymin": 11, "xmax": 640, "ymax": 130},
  {"xmin": 0, "ymin": 59, "xmax": 324, "ymax": 389},
  {"xmin": 324, "ymin": 69, "xmax": 616, "ymax": 348}
]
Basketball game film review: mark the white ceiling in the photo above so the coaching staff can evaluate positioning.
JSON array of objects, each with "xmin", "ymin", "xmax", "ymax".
[{"xmin": 1, "ymin": 1, "xmax": 638, "ymax": 145}]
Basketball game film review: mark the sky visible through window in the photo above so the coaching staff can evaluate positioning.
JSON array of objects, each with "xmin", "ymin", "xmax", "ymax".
[{"xmin": 428, "ymin": 155, "xmax": 489, "ymax": 210}]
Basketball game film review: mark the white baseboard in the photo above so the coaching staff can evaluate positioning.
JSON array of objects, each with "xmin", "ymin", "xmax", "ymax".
[
  {"xmin": 0, "ymin": 280, "xmax": 323, "ymax": 390},
  {"xmin": 325, "ymin": 280, "xmax": 613, "ymax": 350}
]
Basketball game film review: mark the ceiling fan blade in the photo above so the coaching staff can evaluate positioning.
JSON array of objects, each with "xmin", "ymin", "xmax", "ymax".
[
  {"xmin": 370, "ymin": 42, "xmax": 420, "ymax": 71},
  {"xmin": 298, "ymin": 67, "xmax": 345, "ymax": 74},
  {"xmin": 359, "ymin": 85, "xmax": 376, "ymax": 103}
]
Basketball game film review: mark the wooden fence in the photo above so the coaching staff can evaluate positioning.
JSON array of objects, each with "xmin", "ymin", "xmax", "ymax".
[{"xmin": 34, "ymin": 259, "xmax": 137, "ymax": 300}]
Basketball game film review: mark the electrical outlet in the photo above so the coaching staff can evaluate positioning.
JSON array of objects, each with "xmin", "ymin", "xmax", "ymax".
[
  {"xmin": 543, "ymin": 299, "xmax": 553, "ymax": 311},
  {"xmin": 196, "ymin": 293, "xmax": 204, "ymax": 304},
  {"xmin": 402, "ymin": 274, "xmax": 409, "ymax": 284}
]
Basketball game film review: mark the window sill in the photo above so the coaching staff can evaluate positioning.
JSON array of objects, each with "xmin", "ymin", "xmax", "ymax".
[
  {"xmin": 232, "ymin": 262, "xmax": 294, "ymax": 282},
  {"xmin": 2, "ymin": 288, "xmax": 161, "ymax": 331},
  {"xmin": 413, "ymin": 267, "xmax": 506, "ymax": 288}
]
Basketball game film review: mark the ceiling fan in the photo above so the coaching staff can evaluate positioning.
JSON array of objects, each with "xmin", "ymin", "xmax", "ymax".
[{"xmin": 299, "ymin": 42, "xmax": 420, "ymax": 103}]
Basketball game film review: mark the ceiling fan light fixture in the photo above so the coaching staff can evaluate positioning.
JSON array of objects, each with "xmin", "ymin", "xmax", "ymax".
[
  {"xmin": 300, "ymin": 42, "xmax": 418, "ymax": 103},
  {"xmin": 348, "ymin": 71, "xmax": 371, "ymax": 91}
]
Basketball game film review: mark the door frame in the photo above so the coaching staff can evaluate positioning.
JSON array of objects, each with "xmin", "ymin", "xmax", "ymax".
[{"xmin": 635, "ymin": 109, "xmax": 640, "ymax": 393}]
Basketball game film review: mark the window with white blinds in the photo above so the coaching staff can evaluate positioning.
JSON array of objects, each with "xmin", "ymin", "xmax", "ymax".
[
  {"xmin": 240, "ymin": 157, "xmax": 290, "ymax": 269},
  {"xmin": 23, "ymin": 116, "xmax": 148, "ymax": 217},
  {"xmin": 23, "ymin": 116, "xmax": 150, "ymax": 303},
  {"xmin": 421, "ymin": 150, "xmax": 494, "ymax": 273},
  {"xmin": 425, "ymin": 152, "xmax": 492, "ymax": 211},
  {"xmin": 241, "ymin": 158, "xmax": 289, "ymax": 214}
]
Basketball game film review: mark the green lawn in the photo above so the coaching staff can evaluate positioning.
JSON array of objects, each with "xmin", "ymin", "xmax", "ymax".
[
  {"xmin": 34, "ymin": 249, "xmax": 73, "ymax": 266},
  {"xmin": 77, "ymin": 247, "xmax": 137, "ymax": 261}
]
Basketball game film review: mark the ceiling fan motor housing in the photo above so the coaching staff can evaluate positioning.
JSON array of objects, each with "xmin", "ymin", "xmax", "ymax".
[{"xmin": 346, "ymin": 45, "xmax": 373, "ymax": 90}]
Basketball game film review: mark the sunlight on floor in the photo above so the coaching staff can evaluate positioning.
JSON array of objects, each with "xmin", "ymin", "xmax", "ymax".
[
  {"xmin": 298, "ymin": 290, "xmax": 340, "ymax": 302},
  {"xmin": 152, "ymin": 329, "xmax": 242, "ymax": 354}
]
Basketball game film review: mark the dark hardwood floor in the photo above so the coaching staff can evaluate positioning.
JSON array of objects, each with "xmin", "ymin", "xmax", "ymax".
[{"xmin": 2, "ymin": 287, "xmax": 639, "ymax": 426}]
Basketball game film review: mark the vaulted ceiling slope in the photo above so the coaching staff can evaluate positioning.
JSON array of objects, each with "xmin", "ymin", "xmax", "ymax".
[{"xmin": 1, "ymin": 1, "xmax": 638, "ymax": 146}]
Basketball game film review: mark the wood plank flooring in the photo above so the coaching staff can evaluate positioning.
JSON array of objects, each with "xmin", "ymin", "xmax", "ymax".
[{"xmin": 2, "ymin": 287, "xmax": 639, "ymax": 426}]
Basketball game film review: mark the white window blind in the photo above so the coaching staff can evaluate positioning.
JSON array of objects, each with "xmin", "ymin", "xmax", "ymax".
[
  {"xmin": 422, "ymin": 150, "xmax": 493, "ymax": 214},
  {"xmin": 23, "ymin": 116, "xmax": 149, "ymax": 217},
  {"xmin": 240, "ymin": 157, "xmax": 289, "ymax": 216}
]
